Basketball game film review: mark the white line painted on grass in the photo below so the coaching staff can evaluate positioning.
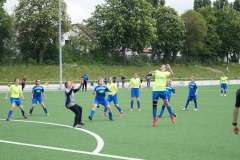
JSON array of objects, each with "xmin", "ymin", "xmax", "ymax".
[
  {"xmin": 0, "ymin": 140, "xmax": 143, "ymax": 160},
  {"xmin": 0, "ymin": 119, "xmax": 103, "ymax": 153},
  {"xmin": 0, "ymin": 119, "xmax": 144, "ymax": 160}
]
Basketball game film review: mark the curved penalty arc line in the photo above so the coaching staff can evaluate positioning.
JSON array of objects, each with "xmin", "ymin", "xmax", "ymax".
[{"xmin": 0, "ymin": 119, "xmax": 104, "ymax": 153}]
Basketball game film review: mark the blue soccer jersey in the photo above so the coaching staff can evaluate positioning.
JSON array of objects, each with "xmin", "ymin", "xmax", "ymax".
[
  {"xmin": 94, "ymin": 86, "xmax": 110, "ymax": 100},
  {"xmin": 188, "ymin": 82, "xmax": 198, "ymax": 96},
  {"xmin": 32, "ymin": 85, "xmax": 44, "ymax": 98},
  {"xmin": 82, "ymin": 75, "xmax": 88, "ymax": 83},
  {"xmin": 166, "ymin": 85, "xmax": 175, "ymax": 99}
]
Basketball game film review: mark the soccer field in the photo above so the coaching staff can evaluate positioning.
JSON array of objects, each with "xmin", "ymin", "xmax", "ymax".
[{"xmin": 0, "ymin": 84, "xmax": 239, "ymax": 160}]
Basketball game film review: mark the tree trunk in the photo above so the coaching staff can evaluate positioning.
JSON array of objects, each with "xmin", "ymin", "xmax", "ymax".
[
  {"xmin": 122, "ymin": 47, "xmax": 126, "ymax": 63},
  {"xmin": 39, "ymin": 48, "xmax": 44, "ymax": 65}
]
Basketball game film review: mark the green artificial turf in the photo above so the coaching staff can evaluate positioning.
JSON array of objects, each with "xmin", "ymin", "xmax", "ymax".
[{"xmin": 0, "ymin": 84, "xmax": 240, "ymax": 160}]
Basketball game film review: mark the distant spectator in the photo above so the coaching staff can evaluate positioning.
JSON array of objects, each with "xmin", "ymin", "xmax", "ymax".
[
  {"xmin": 121, "ymin": 75, "xmax": 126, "ymax": 88},
  {"xmin": 117, "ymin": 77, "xmax": 120, "ymax": 88},
  {"xmin": 113, "ymin": 76, "xmax": 116, "ymax": 83},
  {"xmin": 22, "ymin": 76, "xmax": 27, "ymax": 91},
  {"xmin": 145, "ymin": 74, "xmax": 151, "ymax": 87},
  {"xmin": 82, "ymin": 73, "xmax": 88, "ymax": 91},
  {"xmin": 104, "ymin": 75, "xmax": 108, "ymax": 85}
]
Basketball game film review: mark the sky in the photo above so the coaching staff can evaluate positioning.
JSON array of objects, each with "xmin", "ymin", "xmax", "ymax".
[{"xmin": 4, "ymin": 0, "xmax": 235, "ymax": 24}]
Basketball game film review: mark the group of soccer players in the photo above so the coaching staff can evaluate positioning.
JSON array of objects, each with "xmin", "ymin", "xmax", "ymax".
[{"xmin": 4, "ymin": 64, "xmax": 239, "ymax": 134}]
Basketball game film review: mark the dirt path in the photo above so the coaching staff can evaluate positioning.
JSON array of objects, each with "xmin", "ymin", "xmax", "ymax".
[{"xmin": 199, "ymin": 67, "xmax": 223, "ymax": 74}]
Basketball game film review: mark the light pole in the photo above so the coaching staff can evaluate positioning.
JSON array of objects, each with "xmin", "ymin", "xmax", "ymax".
[{"xmin": 59, "ymin": 0, "xmax": 62, "ymax": 90}]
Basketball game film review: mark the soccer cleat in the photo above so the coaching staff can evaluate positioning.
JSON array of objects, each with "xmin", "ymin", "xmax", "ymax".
[
  {"xmin": 28, "ymin": 114, "xmax": 31, "ymax": 116},
  {"xmin": 138, "ymin": 108, "xmax": 141, "ymax": 111},
  {"xmin": 157, "ymin": 115, "xmax": 162, "ymax": 118},
  {"xmin": 119, "ymin": 113, "xmax": 124, "ymax": 116},
  {"xmin": 182, "ymin": 108, "xmax": 187, "ymax": 111},
  {"xmin": 152, "ymin": 118, "xmax": 158, "ymax": 126},
  {"xmin": 88, "ymin": 116, "xmax": 92, "ymax": 120},
  {"xmin": 130, "ymin": 108, "xmax": 133, "ymax": 112},
  {"xmin": 73, "ymin": 125, "xmax": 81, "ymax": 128},
  {"xmin": 224, "ymin": 94, "xmax": 226, "ymax": 96},
  {"xmin": 23, "ymin": 115, "xmax": 27, "ymax": 119},
  {"xmin": 109, "ymin": 118, "xmax": 114, "ymax": 121},
  {"xmin": 173, "ymin": 113, "xmax": 177, "ymax": 117},
  {"xmin": 78, "ymin": 122, "xmax": 85, "ymax": 125},
  {"xmin": 46, "ymin": 113, "xmax": 49, "ymax": 116},
  {"xmin": 6, "ymin": 117, "xmax": 10, "ymax": 121},
  {"xmin": 102, "ymin": 113, "xmax": 106, "ymax": 117},
  {"xmin": 194, "ymin": 108, "xmax": 198, "ymax": 111},
  {"xmin": 171, "ymin": 116, "xmax": 175, "ymax": 123}
]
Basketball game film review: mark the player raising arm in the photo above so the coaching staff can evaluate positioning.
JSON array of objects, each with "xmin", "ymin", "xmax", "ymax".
[
  {"xmin": 65, "ymin": 81, "xmax": 85, "ymax": 128},
  {"xmin": 4, "ymin": 78, "xmax": 27, "ymax": 120},
  {"xmin": 102, "ymin": 77, "xmax": 124, "ymax": 117},
  {"xmin": 233, "ymin": 89, "xmax": 240, "ymax": 134},
  {"xmin": 148, "ymin": 64, "xmax": 175, "ymax": 126},
  {"xmin": 89, "ymin": 78, "xmax": 113, "ymax": 121},
  {"xmin": 28, "ymin": 79, "xmax": 49, "ymax": 116}
]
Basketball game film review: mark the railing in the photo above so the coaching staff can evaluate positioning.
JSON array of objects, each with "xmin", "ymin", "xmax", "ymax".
[{"xmin": 0, "ymin": 78, "xmax": 239, "ymax": 92}]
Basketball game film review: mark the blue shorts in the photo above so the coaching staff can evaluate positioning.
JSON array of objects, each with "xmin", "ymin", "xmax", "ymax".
[
  {"xmin": 221, "ymin": 83, "xmax": 227, "ymax": 89},
  {"xmin": 131, "ymin": 88, "xmax": 140, "ymax": 98},
  {"xmin": 152, "ymin": 91, "xmax": 168, "ymax": 100},
  {"xmin": 32, "ymin": 97, "xmax": 43, "ymax": 104},
  {"xmin": 94, "ymin": 98, "xmax": 109, "ymax": 107},
  {"xmin": 10, "ymin": 98, "xmax": 22, "ymax": 106},
  {"xmin": 107, "ymin": 94, "xmax": 118, "ymax": 104},
  {"xmin": 187, "ymin": 96, "xmax": 197, "ymax": 101}
]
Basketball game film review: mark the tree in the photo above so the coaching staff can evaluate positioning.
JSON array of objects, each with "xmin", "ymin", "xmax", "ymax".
[
  {"xmin": 203, "ymin": 0, "xmax": 212, "ymax": 7},
  {"xmin": 146, "ymin": 0, "xmax": 165, "ymax": 8},
  {"xmin": 233, "ymin": 0, "xmax": 240, "ymax": 11},
  {"xmin": 213, "ymin": 0, "xmax": 229, "ymax": 9},
  {"xmin": 198, "ymin": 7, "xmax": 222, "ymax": 62},
  {"xmin": 181, "ymin": 10, "xmax": 207, "ymax": 58},
  {"xmin": 0, "ymin": 1, "xmax": 14, "ymax": 64},
  {"xmin": 194, "ymin": 0, "xmax": 203, "ymax": 10},
  {"xmin": 215, "ymin": 7, "xmax": 240, "ymax": 62},
  {"xmin": 15, "ymin": 0, "xmax": 71, "ymax": 65},
  {"xmin": 152, "ymin": 6, "xmax": 185, "ymax": 62},
  {"xmin": 85, "ymin": 0, "xmax": 156, "ymax": 63}
]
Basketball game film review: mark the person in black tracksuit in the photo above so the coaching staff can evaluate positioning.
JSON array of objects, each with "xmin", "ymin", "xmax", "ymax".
[{"xmin": 65, "ymin": 81, "xmax": 85, "ymax": 128}]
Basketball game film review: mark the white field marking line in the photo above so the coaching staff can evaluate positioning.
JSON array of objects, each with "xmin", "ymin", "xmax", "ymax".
[
  {"xmin": 0, "ymin": 140, "xmax": 143, "ymax": 160},
  {"xmin": 0, "ymin": 119, "xmax": 103, "ymax": 154},
  {"xmin": 0, "ymin": 120, "xmax": 144, "ymax": 160}
]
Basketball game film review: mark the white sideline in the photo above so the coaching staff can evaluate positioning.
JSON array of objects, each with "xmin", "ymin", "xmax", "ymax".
[{"xmin": 0, "ymin": 119, "xmax": 144, "ymax": 160}]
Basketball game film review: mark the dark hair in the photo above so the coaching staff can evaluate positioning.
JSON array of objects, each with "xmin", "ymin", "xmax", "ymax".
[
  {"xmin": 36, "ymin": 79, "xmax": 40, "ymax": 85},
  {"xmin": 14, "ymin": 78, "xmax": 18, "ymax": 82},
  {"xmin": 64, "ymin": 81, "xmax": 68, "ymax": 88}
]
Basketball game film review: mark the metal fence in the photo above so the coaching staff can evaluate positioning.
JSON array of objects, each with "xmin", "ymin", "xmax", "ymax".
[{"xmin": 0, "ymin": 78, "xmax": 239, "ymax": 92}]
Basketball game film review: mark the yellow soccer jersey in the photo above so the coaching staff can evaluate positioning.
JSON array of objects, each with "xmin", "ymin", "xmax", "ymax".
[
  {"xmin": 220, "ymin": 76, "xmax": 228, "ymax": 84},
  {"xmin": 130, "ymin": 78, "xmax": 140, "ymax": 88},
  {"xmin": 152, "ymin": 70, "xmax": 170, "ymax": 91},
  {"xmin": 107, "ymin": 82, "xmax": 117, "ymax": 95},
  {"xmin": 8, "ymin": 85, "xmax": 23, "ymax": 98}
]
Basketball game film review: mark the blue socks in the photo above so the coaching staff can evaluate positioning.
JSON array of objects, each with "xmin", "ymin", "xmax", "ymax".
[
  {"xmin": 131, "ymin": 101, "xmax": 134, "ymax": 108},
  {"xmin": 185, "ymin": 101, "xmax": 189, "ymax": 108},
  {"xmin": 152, "ymin": 108, "xmax": 157, "ymax": 119},
  {"xmin": 21, "ymin": 110, "xmax": 25, "ymax": 116},
  {"xmin": 221, "ymin": 90, "xmax": 223, "ymax": 94},
  {"xmin": 43, "ymin": 107, "xmax": 48, "ymax": 114},
  {"xmin": 90, "ymin": 109, "xmax": 95, "ymax": 117},
  {"xmin": 160, "ymin": 109, "xmax": 164, "ymax": 117},
  {"xmin": 167, "ymin": 106, "xmax": 173, "ymax": 117},
  {"xmin": 194, "ymin": 102, "xmax": 198, "ymax": 109},
  {"xmin": 224, "ymin": 91, "xmax": 226, "ymax": 94},
  {"xmin": 108, "ymin": 112, "xmax": 113, "ymax": 120},
  {"xmin": 104, "ymin": 107, "xmax": 107, "ymax": 113},
  {"xmin": 29, "ymin": 109, "xmax": 33, "ymax": 114},
  {"xmin": 137, "ymin": 101, "xmax": 140, "ymax": 109},
  {"xmin": 8, "ymin": 110, "xmax": 13, "ymax": 117}
]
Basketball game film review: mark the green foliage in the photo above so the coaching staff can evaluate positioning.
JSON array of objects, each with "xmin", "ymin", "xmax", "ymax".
[
  {"xmin": 15, "ymin": 0, "xmax": 71, "ymax": 65},
  {"xmin": 233, "ymin": 0, "xmax": 240, "ymax": 11},
  {"xmin": 181, "ymin": 10, "xmax": 208, "ymax": 57},
  {"xmin": 146, "ymin": 0, "xmax": 165, "ymax": 8},
  {"xmin": 85, "ymin": 0, "xmax": 156, "ymax": 63},
  {"xmin": 152, "ymin": 6, "xmax": 185, "ymax": 63},
  {"xmin": 213, "ymin": 0, "xmax": 229, "ymax": 9},
  {"xmin": 215, "ymin": 8, "xmax": 240, "ymax": 61}
]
